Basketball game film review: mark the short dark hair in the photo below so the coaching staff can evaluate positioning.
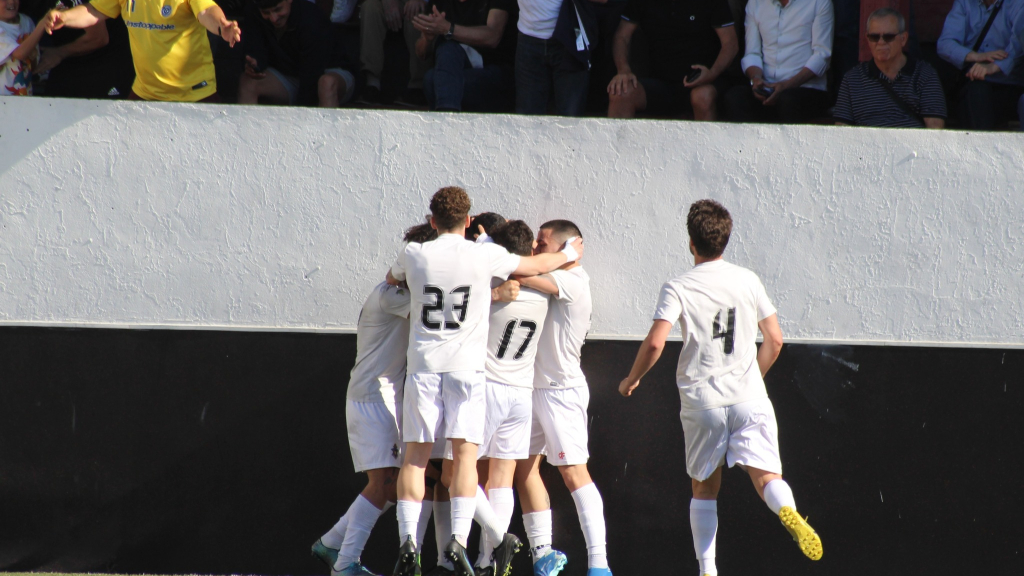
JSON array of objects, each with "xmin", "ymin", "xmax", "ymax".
[
  {"xmin": 539, "ymin": 219, "xmax": 582, "ymax": 243},
  {"xmin": 430, "ymin": 187, "xmax": 472, "ymax": 230},
  {"xmin": 404, "ymin": 220, "xmax": 437, "ymax": 243},
  {"xmin": 490, "ymin": 220, "xmax": 534, "ymax": 256},
  {"xmin": 867, "ymin": 7, "xmax": 905, "ymax": 33},
  {"xmin": 467, "ymin": 212, "xmax": 506, "ymax": 239},
  {"xmin": 687, "ymin": 200, "xmax": 732, "ymax": 258}
]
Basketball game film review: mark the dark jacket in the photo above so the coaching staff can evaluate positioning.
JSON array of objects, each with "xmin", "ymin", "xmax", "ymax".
[
  {"xmin": 243, "ymin": 0, "xmax": 332, "ymax": 106},
  {"xmin": 552, "ymin": 0, "xmax": 598, "ymax": 69}
]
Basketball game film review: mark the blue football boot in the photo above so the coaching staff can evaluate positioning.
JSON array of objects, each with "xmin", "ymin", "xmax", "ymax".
[{"xmin": 532, "ymin": 550, "xmax": 567, "ymax": 576}]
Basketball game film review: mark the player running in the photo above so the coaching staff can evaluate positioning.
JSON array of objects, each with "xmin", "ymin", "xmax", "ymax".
[
  {"xmin": 389, "ymin": 188, "xmax": 584, "ymax": 576},
  {"xmin": 617, "ymin": 200, "xmax": 822, "ymax": 576},
  {"xmin": 516, "ymin": 220, "xmax": 612, "ymax": 576},
  {"xmin": 312, "ymin": 222, "xmax": 438, "ymax": 576}
]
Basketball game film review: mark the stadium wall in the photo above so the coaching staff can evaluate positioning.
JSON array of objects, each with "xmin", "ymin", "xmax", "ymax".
[{"xmin": 2, "ymin": 98, "xmax": 1024, "ymax": 346}]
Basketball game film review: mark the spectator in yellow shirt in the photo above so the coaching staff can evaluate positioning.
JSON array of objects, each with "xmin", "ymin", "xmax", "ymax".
[{"xmin": 46, "ymin": 0, "xmax": 241, "ymax": 102}]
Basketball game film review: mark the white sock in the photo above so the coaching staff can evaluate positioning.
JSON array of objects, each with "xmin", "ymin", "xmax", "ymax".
[
  {"xmin": 523, "ymin": 510, "xmax": 553, "ymax": 563},
  {"xmin": 473, "ymin": 486, "xmax": 505, "ymax": 544},
  {"xmin": 473, "ymin": 486, "xmax": 515, "ymax": 567},
  {"xmin": 415, "ymin": 499, "xmax": 433, "ymax": 554},
  {"xmin": 336, "ymin": 495, "xmax": 384, "ymax": 569},
  {"xmin": 321, "ymin": 509, "xmax": 350, "ymax": 549},
  {"xmin": 571, "ymin": 483, "xmax": 608, "ymax": 569},
  {"xmin": 396, "ymin": 500, "xmax": 422, "ymax": 548},
  {"xmin": 433, "ymin": 500, "xmax": 454, "ymax": 569},
  {"xmin": 690, "ymin": 499, "xmax": 718, "ymax": 576},
  {"xmin": 451, "ymin": 496, "xmax": 476, "ymax": 546},
  {"xmin": 763, "ymin": 479, "xmax": 797, "ymax": 515}
]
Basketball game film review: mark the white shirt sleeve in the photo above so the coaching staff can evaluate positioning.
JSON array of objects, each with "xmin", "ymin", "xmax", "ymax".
[
  {"xmin": 379, "ymin": 284, "xmax": 412, "ymax": 318},
  {"xmin": 653, "ymin": 282, "xmax": 683, "ymax": 324},
  {"xmin": 390, "ymin": 245, "xmax": 410, "ymax": 281},
  {"xmin": 805, "ymin": 0, "xmax": 834, "ymax": 78},
  {"xmin": 739, "ymin": 0, "xmax": 764, "ymax": 73},
  {"xmin": 549, "ymin": 269, "xmax": 583, "ymax": 302},
  {"xmin": 484, "ymin": 243, "xmax": 521, "ymax": 279},
  {"xmin": 754, "ymin": 278, "xmax": 778, "ymax": 321}
]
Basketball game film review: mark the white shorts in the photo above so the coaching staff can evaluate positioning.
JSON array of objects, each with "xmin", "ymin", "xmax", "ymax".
[
  {"xmin": 267, "ymin": 66, "xmax": 356, "ymax": 105},
  {"xmin": 403, "ymin": 371, "xmax": 486, "ymax": 445},
  {"xmin": 443, "ymin": 381, "xmax": 533, "ymax": 461},
  {"xmin": 680, "ymin": 396, "xmax": 783, "ymax": 482},
  {"xmin": 347, "ymin": 399, "xmax": 403, "ymax": 473},
  {"xmin": 530, "ymin": 386, "xmax": 591, "ymax": 466}
]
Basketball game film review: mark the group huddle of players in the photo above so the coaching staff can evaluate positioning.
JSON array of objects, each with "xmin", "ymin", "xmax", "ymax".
[{"xmin": 309, "ymin": 187, "xmax": 823, "ymax": 576}]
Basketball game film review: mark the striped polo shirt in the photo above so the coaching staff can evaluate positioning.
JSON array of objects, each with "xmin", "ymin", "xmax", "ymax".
[{"xmin": 834, "ymin": 56, "xmax": 947, "ymax": 128}]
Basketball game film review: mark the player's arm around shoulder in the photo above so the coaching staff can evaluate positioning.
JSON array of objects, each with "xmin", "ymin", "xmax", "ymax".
[
  {"xmin": 517, "ymin": 274, "xmax": 560, "ymax": 297},
  {"xmin": 756, "ymin": 313, "xmax": 783, "ymax": 377},
  {"xmin": 619, "ymin": 319, "xmax": 674, "ymax": 397},
  {"xmin": 511, "ymin": 236, "xmax": 584, "ymax": 277}
]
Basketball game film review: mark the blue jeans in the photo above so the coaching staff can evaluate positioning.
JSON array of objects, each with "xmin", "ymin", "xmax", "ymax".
[
  {"xmin": 514, "ymin": 33, "xmax": 589, "ymax": 116},
  {"xmin": 423, "ymin": 41, "xmax": 515, "ymax": 112}
]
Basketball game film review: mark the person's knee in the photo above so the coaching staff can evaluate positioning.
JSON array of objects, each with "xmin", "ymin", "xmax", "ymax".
[
  {"xmin": 691, "ymin": 86, "xmax": 716, "ymax": 114},
  {"xmin": 440, "ymin": 460, "xmax": 454, "ymax": 488},
  {"xmin": 558, "ymin": 464, "xmax": 592, "ymax": 492},
  {"xmin": 319, "ymin": 74, "xmax": 339, "ymax": 96},
  {"xmin": 360, "ymin": 0, "xmax": 383, "ymax": 20},
  {"xmin": 692, "ymin": 481, "xmax": 719, "ymax": 499}
]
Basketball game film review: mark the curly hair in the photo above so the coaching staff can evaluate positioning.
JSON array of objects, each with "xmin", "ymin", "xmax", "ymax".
[
  {"xmin": 430, "ymin": 187, "xmax": 472, "ymax": 231},
  {"xmin": 686, "ymin": 199, "xmax": 732, "ymax": 258},
  {"xmin": 490, "ymin": 220, "xmax": 535, "ymax": 256},
  {"xmin": 404, "ymin": 220, "xmax": 438, "ymax": 243}
]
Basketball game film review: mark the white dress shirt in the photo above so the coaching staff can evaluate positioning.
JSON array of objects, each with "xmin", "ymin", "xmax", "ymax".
[{"xmin": 740, "ymin": 0, "xmax": 834, "ymax": 91}]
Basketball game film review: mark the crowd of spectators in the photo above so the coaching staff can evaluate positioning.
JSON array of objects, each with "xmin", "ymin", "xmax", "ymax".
[{"xmin": 2, "ymin": 0, "xmax": 1023, "ymax": 130}]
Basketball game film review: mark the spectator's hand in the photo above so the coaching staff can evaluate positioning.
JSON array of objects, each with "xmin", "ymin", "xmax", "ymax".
[
  {"xmin": 244, "ymin": 55, "xmax": 266, "ymax": 79},
  {"xmin": 383, "ymin": 0, "xmax": 403, "ymax": 31},
  {"xmin": 751, "ymin": 76, "xmax": 768, "ymax": 102},
  {"xmin": 403, "ymin": 0, "xmax": 427, "ymax": 20},
  {"xmin": 966, "ymin": 50, "xmax": 1008, "ymax": 63},
  {"xmin": 967, "ymin": 62, "xmax": 1000, "ymax": 81},
  {"xmin": 762, "ymin": 77, "xmax": 793, "ymax": 106},
  {"xmin": 683, "ymin": 64, "xmax": 711, "ymax": 88},
  {"xmin": 412, "ymin": 6, "xmax": 449, "ymax": 37},
  {"xmin": 220, "ymin": 20, "xmax": 241, "ymax": 48},
  {"xmin": 36, "ymin": 47, "xmax": 63, "ymax": 74},
  {"xmin": 607, "ymin": 72, "xmax": 638, "ymax": 96},
  {"xmin": 41, "ymin": 9, "xmax": 64, "ymax": 33}
]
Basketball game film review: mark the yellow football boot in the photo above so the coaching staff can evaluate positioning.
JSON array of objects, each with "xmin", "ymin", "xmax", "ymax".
[{"xmin": 779, "ymin": 506, "xmax": 823, "ymax": 560}]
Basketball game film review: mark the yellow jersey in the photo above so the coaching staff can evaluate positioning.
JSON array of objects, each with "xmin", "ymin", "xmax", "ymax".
[{"xmin": 91, "ymin": 0, "xmax": 219, "ymax": 102}]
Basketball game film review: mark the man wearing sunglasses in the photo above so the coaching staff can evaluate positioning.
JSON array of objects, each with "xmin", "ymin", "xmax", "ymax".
[
  {"xmin": 937, "ymin": 0, "xmax": 1024, "ymax": 129},
  {"xmin": 834, "ymin": 8, "xmax": 946, "ymax": 128}
]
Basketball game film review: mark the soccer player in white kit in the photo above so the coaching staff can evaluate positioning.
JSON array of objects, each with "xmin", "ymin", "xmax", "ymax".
[
  {"xmin": 516, "ymin": 220, "xmax": 612, "ymax": 576},
  {"xmin": 313, "ymin": 222, "xmax": 438, "ymax": 576},
  {"xmin": 617, "ymin": 200, "xmax": 823, "ymax": 576},
  {"xmin": 388, "ymin": 188, "xmax": 584, "ymax": 576}
]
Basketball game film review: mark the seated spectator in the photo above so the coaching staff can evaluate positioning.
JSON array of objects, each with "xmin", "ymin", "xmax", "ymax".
[
  {"xmin": 723, "ymin": 0, "xmax": 833, "ymax": 124},
  {"xmin": 937, "ymin": 0, "xmax": 1024, "ymax": 129},
  {"xmin": 515, "ymin": 0, "xmax": 598, "ymax": 116},
  {"xmin": 1, "ymin": 0, "xmax": 47, "ymax": 96},
  {"xmin": 834, "ymin": 8, "xmax": 946, "ymax": 128},
  {"xmin": 29, "ymin": 0, "xmax": 134, "ymax": 99},
  {"xmin": 239, "ymin": 0, "xmax": 355, "ymax": 107},
  {"xmin": 413, "ymin": 0, "xmax": 517, "ymax": 112},
  {"xmin": 606, "ymin": 0, "xmax": 738, "ymax": 120},
  {"xmin": 47, "ymin": 0, "xmax": 241, "ymax": 102},
  {"xmin": 357, "ymin": 0, "xmax": 430, "ymax": 105}
]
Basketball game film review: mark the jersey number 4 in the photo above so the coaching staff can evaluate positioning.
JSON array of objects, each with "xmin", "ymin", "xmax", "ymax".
[
  {"xmin": 495, "ymin": 320, "xmax": 538, "ymax": 360},
  {"xmin": 422, "ymin": 285, "xmax": 471, "ymax": 330},
  {"xmin": 713, "ymin": 308, "xmax": 736, "ymax": 354}
]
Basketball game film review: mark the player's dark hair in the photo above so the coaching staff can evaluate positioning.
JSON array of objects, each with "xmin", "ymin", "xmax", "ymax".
[
  {"xmin": 430, "ymin": 187, "xmax": 472, "ymax": 231},
  {"xmin": 539, "ymin": 219, "xmax": 582, "ymax": 243},
  {"xmin": 489, "ymin": 220, "xmax": 534, "ymax": 256},
  {"xmin": 467, "ymin": 212, "xmax": 506, "ymax": 239},
  {"xmin": 404, "ymin": 220, "xmax": 437, "ymax": 243},
  {"xmin": 687, "ymin": 199, "xmax": 732, "ymax": 258}
]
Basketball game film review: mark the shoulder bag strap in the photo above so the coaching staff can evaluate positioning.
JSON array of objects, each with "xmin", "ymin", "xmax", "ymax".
[{"xmin": 963, "ymin": 1, "xmax": 1004, "ymax": 70}]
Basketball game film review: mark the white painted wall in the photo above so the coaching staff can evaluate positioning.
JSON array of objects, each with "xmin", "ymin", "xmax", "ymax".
[{"xmin": 2, "ymin": 98, "xmax": 1023, "ymax": 346}]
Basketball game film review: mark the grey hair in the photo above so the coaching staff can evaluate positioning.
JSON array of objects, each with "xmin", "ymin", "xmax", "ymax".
[{"xmin": 867, "ymin": 7, "xmax": 906, "ymax": 33}]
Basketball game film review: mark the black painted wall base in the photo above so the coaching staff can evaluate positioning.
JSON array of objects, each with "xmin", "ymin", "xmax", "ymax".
[{"xmin": 1, "ymin": 327, "xmax": 1021, "ymax": 575}]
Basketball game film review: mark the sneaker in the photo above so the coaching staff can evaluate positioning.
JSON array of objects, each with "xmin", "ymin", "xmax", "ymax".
[
  {"xmin": 489, "ymin": 534, "xmax": 522, "ymax": 576},
  {"xmin": 533, "ymin": 550, "xmax": 567, "ymax": 576},
  {"xmin": 778, "ymin": 505, "xmax": 823, "ymax": 560},
  {"xmin": 393, "ymin": 536, "xmax": 422, "ymax": 576},
  {"xmin": 444, "ymin": 537, "xmax": 476, "ymax": 576},
  {"xmin": 585, "ymin": 569, "xmax": 612, "ymax": 576},
  {"xmin": 338, "ymin": 562, "xmax": 381, "ymax": 576},
  {"xmin": 312, "ymin": 539, "xmax": 340, "ymax": 570},
  {"xmin": 356, "ymin": 84, "xmax": 382, "ymax": 106},
  {"xmin": 424, "ymin": 566, "xmax": 454, "ymax": 576},
  {"xmin": 393, "ymin": 88, "xmax": 427, "ymax": 108}
]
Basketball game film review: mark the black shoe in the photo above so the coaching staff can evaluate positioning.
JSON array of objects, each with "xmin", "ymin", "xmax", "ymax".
[
  {"xmin": 393, "ymin": 536, "xmax": 421, "ymax": 576},
  {"xmin": 444, "ymin": 537, "xmax": 476, "ymax": 576},
  {"xmin": 356, "ymin": 84, "xmax": 382, "ymax": 105},
  {"xmin": 393, "ymin": 88, "xmax": 427, "ymax": 108},
  {"xmin": 489, "ymin": 534, "xmax": 522, "ymax": 576},
  {"xmin": 474, "ymin": 567, "xmax": 494, "ymax": 576}
]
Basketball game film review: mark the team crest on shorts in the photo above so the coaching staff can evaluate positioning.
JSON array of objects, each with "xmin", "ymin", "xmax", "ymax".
[
  {"xmin": 391, "ymin": 444, "xmax": 399, "ymax": 458},
  {"xmin": 161, "ymin": 5, "xmax": 172, "ymax": 17},
  {"xmin": 558, "ymin": 451, "xmax": 566, "ymax": 460}
]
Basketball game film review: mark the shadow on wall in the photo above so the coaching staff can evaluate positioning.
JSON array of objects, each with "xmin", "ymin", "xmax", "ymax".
[{"xmin": 1, "ymin": 328, "xmax": 1022, "ymax": 575}]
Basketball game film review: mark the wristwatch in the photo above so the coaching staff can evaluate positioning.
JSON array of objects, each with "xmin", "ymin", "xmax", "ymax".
[{"xmin": 445, "ymin": 22, "xmax": 455, "ymax": 40}]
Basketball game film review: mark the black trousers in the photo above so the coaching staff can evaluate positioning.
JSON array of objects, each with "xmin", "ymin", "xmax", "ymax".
[
  {"xmin": 957, "ymin": 80, "xmax": 1024, "ymax": 130},
  {"xmin": 723, "ymin": 84, "xmax": 831, "ymax": 124}
]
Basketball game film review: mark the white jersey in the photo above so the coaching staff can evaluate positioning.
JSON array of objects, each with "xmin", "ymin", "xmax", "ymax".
[
  {"xmin": 533, "ymin": 266, "xmax": 592, "ymax": 389},
  {"xmin": 517, "ymin": 0, "xmax": 562, "ymax": 40},
  {"xmin": 391, "ymin": 233, "xmax": 521, "ymax": 374},
  {"xmin": 347, "ymin": 281, "xmax": 412, "ymax": 403},
  {"xmin": 486, "ymin": 286, "xmax": 550, "ymax": 388},
  {"xmin": 653, "ymin": 260, "xmax": 778, "ymax": 412}
]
